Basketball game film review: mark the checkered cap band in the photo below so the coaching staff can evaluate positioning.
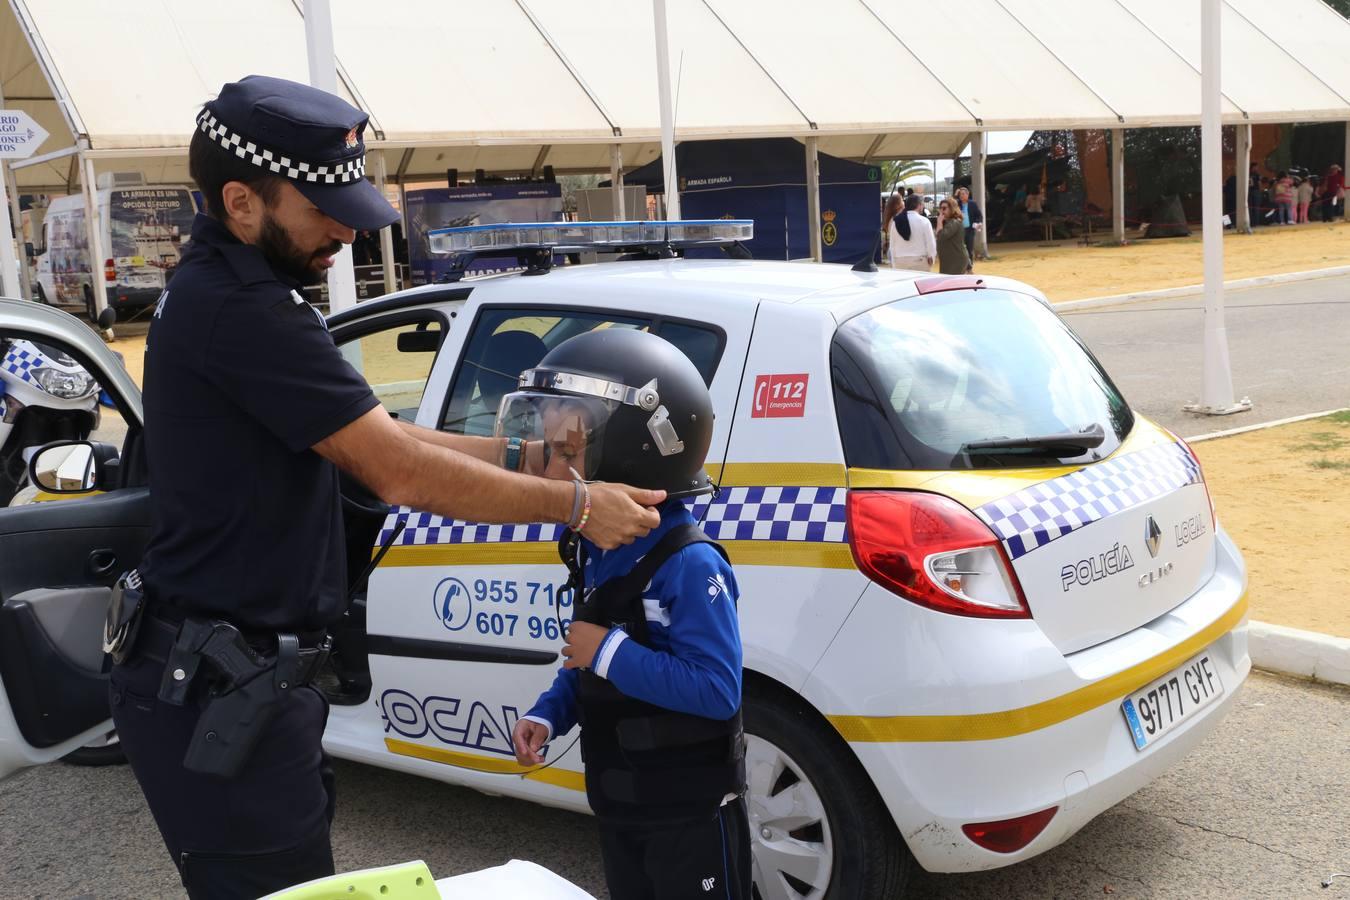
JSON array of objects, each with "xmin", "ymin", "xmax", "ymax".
[
  {"xmin": 975, "ymin": 441, "xmax": 1202, "ymax": 561},
  {"xmin": 376, "ymin": 486, "xmax": 850, "ymax": 548},
  {"xmin": 2, "ymin": 346, "xmax": 40, "ymax": 384},
  {"xmin": 196, "ymin": 110, "xmax": 366, "ymax": 184}
]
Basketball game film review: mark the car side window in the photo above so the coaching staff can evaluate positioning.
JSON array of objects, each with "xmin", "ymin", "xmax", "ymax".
[
  {"xmin": 652, "ymin": 321, "xmax": 722, "ymax": 387},
  {"xmin": 439, "ymin": 307, "xmax": 726, "ymax": 436},
  {"xmin": 335, "ymin": 316, "xmax": 445, "ymax": 422}
]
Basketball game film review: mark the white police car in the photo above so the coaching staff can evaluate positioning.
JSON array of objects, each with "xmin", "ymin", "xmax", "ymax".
[{"xmin": 0, "ymin": 221, "xmax": 1248, "ymax": 898}]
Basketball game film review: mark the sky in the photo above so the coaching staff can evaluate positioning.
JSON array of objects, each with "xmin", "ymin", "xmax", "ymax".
[{"xmin": 903, "ymin": 131, "xmax": 1034, "ymax": 185}]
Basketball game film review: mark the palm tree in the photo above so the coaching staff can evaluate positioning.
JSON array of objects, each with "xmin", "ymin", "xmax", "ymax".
[{"xmin": 879, "ymin": 160, "xmax": 935, "ymax": 194}]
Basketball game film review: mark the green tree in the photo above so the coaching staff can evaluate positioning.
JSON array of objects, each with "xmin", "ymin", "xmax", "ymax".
[{"xmin": 879, "ymin": 160, "xmax": 934, "ymax": 193}]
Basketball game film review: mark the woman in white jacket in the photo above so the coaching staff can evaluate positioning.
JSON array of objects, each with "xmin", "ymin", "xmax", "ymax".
[{"xmin": 888, "ymin": 194, "xmax": 936, "ymax": 271}]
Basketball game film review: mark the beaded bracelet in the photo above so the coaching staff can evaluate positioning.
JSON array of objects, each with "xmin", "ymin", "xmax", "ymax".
[{"xmin": 568, "ymin": 467, "xmax": 592, "ymax": 533}]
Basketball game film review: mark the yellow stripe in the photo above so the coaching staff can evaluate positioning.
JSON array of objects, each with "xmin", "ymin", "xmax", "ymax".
[
  {"xmin": 385, "ymin": 737, "xmax": 585, "ymax": 791},
  {"xmin": 713, "ymin": 462, "xmax": 848, "ymax": 487},
  {"xmin": 720, "ymin": 540, "xmax": 854, "ymax": 569},
  {"xmin": 378, "ymin": 543, "xmax": 558, "ymax": 567},
  {"xmin": 380, "ymin": 539, "xmax": 856, "ymax": 570},
  {"xmin": 827, "ymin": 594, "xmax": 1248, "ymax": 743}
]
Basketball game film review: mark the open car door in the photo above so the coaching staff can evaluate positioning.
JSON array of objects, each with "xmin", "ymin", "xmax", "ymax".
[{"xmin": 0, "ymin": 299, "xmax": 147, "ymax": 779}]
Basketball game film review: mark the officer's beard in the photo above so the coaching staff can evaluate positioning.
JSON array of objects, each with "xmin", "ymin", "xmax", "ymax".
[{"xmin": 257, "ymin": 213, "xmax": 342, "ymax": 287}]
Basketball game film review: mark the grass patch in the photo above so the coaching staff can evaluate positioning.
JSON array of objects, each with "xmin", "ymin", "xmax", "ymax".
[
  {"xmin": 1326, "ymin": 410, "xmax": 1350, "ymax": 426},
  {"xmin": 1311, "ymin": 459, "xmax": 1350, "ymax": 473},
  {"xmin": 1291, "ymin": 431, "xmax": 1350, "ymax": 452}
]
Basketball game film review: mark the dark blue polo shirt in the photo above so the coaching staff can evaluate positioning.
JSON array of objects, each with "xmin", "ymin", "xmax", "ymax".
[{"xmin": 139, "ymin": 214, "xmax": 379, "ymax": 632}]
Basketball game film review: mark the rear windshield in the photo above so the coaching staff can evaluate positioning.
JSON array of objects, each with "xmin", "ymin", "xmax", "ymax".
[{"xmin": 831, "ymin": 288, "xmax": 1132, "ymax": 471}]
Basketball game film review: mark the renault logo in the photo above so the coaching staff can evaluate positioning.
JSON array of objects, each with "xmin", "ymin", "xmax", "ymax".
[{"xmin": 1144, "ymin": 516, "xmax": 1163, "ymax": 558}]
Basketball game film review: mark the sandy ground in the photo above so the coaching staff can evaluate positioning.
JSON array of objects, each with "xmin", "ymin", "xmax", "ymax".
[
  {"xmin": 1192, "ymin": 413, "xmax": 1350, "ymax": 638},
  {"xmin": 976, "ymin": 219, "xmax": 1350, "ymax": 301}
]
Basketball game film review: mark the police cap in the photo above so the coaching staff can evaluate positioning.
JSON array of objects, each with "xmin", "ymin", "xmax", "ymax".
[{"xmin": 197, "ymin": 75, "xmax": 398, "ymax": 231}]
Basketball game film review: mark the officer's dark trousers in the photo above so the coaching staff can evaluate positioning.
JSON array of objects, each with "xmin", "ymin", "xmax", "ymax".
[
  {"xmin": 110, "ymin": 653, "xmax": 336, "ymax": 899},
  {"xmin": 597, "ymin": 798, "xmax": 752, "ymax": 900}
]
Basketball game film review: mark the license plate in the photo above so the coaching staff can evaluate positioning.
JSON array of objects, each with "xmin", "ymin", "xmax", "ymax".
[{"xmin": 1120, "ymin": 651, "xmax": 1223, "ymax": 751}]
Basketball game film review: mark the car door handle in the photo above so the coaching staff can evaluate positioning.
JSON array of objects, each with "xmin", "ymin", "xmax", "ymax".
[{"xmin": 88, "ymin": 549, "xmax": 118, "ymax": 578}]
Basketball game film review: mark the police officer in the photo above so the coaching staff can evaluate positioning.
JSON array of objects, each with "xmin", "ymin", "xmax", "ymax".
[{"xmin": 112, "ymin": 75, "xmax": 664, "ymax": 900}]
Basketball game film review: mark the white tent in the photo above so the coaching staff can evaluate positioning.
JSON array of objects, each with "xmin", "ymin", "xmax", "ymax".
[
  {"xmin": 8, "ymin": 0, "xmax": 1350, "ymax": 190},
  {"xmin": 4, "ymin": 0, "xmax": 1350, "ymax": 284}
]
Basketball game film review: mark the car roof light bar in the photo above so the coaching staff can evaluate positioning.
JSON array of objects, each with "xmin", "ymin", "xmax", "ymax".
[{"xmin": 426, "ymin": 219, "xmax": 754, "ymax": 258}]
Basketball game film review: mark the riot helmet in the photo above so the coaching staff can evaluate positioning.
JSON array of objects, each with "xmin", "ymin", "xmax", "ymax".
[{"xmin": 495, "ymin": 328, "xmax": 715, "ymax": 498}]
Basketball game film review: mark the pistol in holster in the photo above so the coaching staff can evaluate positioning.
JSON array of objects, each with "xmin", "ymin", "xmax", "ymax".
[{"xmin": 156, "ymin": 617, "xmax": 329, "ymax": 778}]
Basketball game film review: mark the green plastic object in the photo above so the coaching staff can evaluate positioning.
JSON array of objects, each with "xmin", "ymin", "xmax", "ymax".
[{"xmin": 260, "ymin": 860, "xmax": 440, "ymax": 900}]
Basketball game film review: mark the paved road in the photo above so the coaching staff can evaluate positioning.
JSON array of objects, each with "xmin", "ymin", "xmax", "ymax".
[
  {"xmin": 1063, "ymin": 276, "xmax": 1350, "ymax": 438},
  {"xmin": 1, "ymin": 672, "xmax": 1345, "ymax": 899}
]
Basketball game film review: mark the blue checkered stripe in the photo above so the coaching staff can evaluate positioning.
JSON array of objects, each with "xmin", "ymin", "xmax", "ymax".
[
  {"xmin": 975, "ymin": 442, "xmax": 1201, "ymax": 561},
  {"xmin": 2, "ymin": 346, "xmax": 40, "ymax": 384},
  {"xmin": 377, "ymin": 486, "xmax": 849, "ymax": 548}
]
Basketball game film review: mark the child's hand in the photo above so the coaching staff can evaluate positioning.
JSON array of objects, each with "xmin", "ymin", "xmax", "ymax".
[
  {"xmin": 512, "ymin": 719, "xmax": 549, "ymax": 767},
  {"xmin": 562, "ymin": 621, "xmax": 609, "ymax": 669}
]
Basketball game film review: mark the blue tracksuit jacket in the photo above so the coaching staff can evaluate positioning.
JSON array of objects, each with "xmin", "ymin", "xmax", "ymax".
[{"xmin": 523, "ymin": 501, "xmax": 742, "ymax": 742}]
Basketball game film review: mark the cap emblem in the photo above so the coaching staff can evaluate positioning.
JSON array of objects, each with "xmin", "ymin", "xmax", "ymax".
[{"xmin": 344, "ymin": 127, "xmax": 359, "ymax": 149}]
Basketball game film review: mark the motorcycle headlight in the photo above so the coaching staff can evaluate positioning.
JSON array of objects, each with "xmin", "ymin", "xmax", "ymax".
[{"xmin": 31, "ymin": 366, "xmax": 98, "ymax": 401}]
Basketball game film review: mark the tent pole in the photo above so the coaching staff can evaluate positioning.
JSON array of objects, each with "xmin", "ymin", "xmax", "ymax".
[
  {"xmin": 653, "ymin": 0, "xmax": 680, "ymax": 220},
  {"xmin": 0, "ymin": 159, "xmax": 19, "ymax": 301},
  {"xmin": 972, "ymin": 131, "xmax": 988, "ymax": 260},
  {"xmin": 610, "ymin": 144, "xmax": 626, "ymax": 220},
  {"xmin": 1234, "ymin": 123, "xmax": 1251, "ymax": 234},
  {"xmin": 79, "ymin": 152, "xmax": 109, "ymax": 321},
  {"xmin": 1112, "ymin": 127, "xmax": 1126, "ymax": 244},
  {"xmin": 304, "ymin": 0, "xmax": 358, "ymax": 313},
  {"xmin": 0, "ymin": 81, "xmax": 31, "ymax": 301},
  {"xmin": 1188, "ymin": 0, "xmax": 1248, "ymax": 416},
  {"xmin": 372, "ymin": 151, "xmax": 397, "ymax": 295},
  {"xmin": 806, "ymin": 136, "xmax": 822, "ymax": 262}
]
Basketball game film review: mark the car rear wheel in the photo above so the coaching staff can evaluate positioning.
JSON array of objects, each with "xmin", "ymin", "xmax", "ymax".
[{"xmin": 744, "ymin": 687, "xmax": 916, "ymax": 900}]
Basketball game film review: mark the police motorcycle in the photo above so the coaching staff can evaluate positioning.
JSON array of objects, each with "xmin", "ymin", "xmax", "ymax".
[{"xmin": 0, "ymin": 307, "xmax": 119, "ymax": 507}]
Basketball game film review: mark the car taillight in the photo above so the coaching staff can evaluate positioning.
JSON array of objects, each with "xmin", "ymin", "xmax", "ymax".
[
  {"xmin": 846, "ymin": 490, "xmax": 1029, "ymax": 619},
  {"xmin": 962, "ymin": 806, "xmax": 1059, "ymax": 853},
  {"xmin": 1173, "ymin": 433, "xmax": 1216, "ymax": 529},
  {"xmin": 104, "ymin": 259, "xmax": 116, "ymax": 282}
]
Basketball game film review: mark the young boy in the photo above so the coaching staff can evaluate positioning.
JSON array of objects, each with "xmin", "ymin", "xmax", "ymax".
[{"xmin": 502, "ymin": 328, "xmax": 751, "ymax": 900}]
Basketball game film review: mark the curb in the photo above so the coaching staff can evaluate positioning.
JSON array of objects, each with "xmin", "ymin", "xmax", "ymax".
[
  {"xmin": 1249, "ymin": 620, "xmax": 1350, "ymax": 687},
  {"xmin": 1054, "ymin": 264, "xmax": 1350, "ymax": 311},
  {"xmin": 1186, "ymin": 407, "xmax": 1350, "ymax": 443}
]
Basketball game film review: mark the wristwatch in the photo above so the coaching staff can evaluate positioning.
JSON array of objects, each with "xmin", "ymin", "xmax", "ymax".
[{"xmin": 504, "ymin": 437, "xmax": 525, "ymax": 472}]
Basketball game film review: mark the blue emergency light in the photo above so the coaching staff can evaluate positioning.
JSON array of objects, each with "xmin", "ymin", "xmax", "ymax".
[{"xmin": 426, "ymin": 219, "xmax": 754, "ymax": 257}]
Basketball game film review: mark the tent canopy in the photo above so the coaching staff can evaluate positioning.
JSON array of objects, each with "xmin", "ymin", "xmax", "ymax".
[{"xmin": 4, "ymin": 0, "xmax": 1350, "ymax": 191}]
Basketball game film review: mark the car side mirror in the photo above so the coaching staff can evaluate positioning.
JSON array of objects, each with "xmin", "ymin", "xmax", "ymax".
[
  {"xmin": 397, "ymin": 329, "xmax": 441, "ymax": 353},
  {"xmin": 28, "ymin": 440, "xmax": 119, "ymax": 494}
]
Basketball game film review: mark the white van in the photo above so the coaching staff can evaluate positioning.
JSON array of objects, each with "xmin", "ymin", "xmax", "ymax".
[{"xmin": 33, "ymin": 175, "xmax": 196, "ymax": 318}]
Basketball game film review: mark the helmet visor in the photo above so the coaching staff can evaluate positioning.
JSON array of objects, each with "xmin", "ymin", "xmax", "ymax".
[{"xmin": 494, "ymin": 392, "xmax": 616, "ymax": 481}]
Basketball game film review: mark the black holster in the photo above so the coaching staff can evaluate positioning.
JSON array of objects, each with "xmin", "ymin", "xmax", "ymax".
[{"xmin": 156, "ymin": 618, "xmax": 329, "ymax": 778}]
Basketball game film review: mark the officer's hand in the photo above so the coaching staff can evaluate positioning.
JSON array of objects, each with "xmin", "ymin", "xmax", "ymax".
[
  {"xmin": 583, "ymin": 483, "xmax": 665, "ymax": 549},
  {"xmin": 512, "ymin": 719, "xmax": 549, "ymax": 767},
  {"xmin": 562, "ymin": 621, "xmax": 609, "ymax": 670}
]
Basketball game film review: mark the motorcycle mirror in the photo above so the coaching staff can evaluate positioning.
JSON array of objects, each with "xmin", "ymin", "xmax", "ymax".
[
  {"xmin": 97, "ymin": 307, "xmax": 117, "ymax": 330},
  {"xmin": 29, "ymin": 441, "xmax": 99, "ymax": 494}
]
